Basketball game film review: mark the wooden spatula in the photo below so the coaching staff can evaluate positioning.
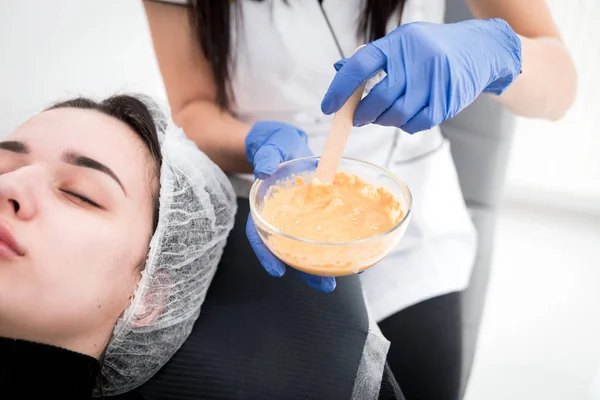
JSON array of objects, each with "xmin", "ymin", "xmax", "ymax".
[{"xmin": 312, "ymin": 45, "xmax": 368, "ymax": 185}]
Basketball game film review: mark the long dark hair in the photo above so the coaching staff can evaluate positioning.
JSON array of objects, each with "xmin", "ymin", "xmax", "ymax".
[{"xmin": 188, "ymin": 0, "xmax": 406, "ymax": 110}]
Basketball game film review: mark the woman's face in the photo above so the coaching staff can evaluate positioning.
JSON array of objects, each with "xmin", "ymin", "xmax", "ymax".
[{"xmin": 0, "ymin": 107, "xmax": 157, "ymax": 357}]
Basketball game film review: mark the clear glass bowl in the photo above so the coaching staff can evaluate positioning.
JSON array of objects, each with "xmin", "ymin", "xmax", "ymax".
[{"xmin": 249, "ymin": 156, "xmax": 412, "ymax": 276}]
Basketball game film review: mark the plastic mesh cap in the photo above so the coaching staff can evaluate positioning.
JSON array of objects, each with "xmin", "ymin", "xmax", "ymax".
[{"xmin": 92, "ymin": 98, "xmax": 237, "ymax": 396}]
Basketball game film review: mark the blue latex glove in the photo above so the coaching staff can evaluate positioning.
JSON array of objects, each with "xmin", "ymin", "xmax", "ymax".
[
  {"xmin": 245, "ymin": 121, "xmax": 337, "ymax": 293},
  {"xmin": 321, "ymin": 18, "xmax": 522, "ymax": 133}
]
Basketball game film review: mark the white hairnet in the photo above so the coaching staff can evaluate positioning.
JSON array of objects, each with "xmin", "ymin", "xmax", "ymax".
[{"xmin": 92, "ymin": 99, "xmax": 237, "ymax": 396}]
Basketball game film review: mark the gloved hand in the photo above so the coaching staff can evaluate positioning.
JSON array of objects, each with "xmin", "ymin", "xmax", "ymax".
[
  {"xmin": 245, "ymin": 121, "xmax": 337, "ymax": 293},
  {"xmin": 321, "ymin": 18, "xmax": 522, "ymax": 133}
]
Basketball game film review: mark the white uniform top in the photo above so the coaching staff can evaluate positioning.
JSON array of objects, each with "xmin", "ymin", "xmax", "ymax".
[{"xmin": 156, "ymin": 0, "xmax": 477, "ymax": 322}]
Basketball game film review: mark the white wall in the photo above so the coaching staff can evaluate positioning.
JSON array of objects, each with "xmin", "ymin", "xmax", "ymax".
[
  {"xmin": 465, "ymin": 202, "xmax": 600, "ymax": 400},
  {"xmin": 0, "ymin": 0, "xmax": 166, "ymax": 137}
]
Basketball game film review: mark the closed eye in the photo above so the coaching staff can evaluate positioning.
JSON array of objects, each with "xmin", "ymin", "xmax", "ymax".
[{"xmin": 62, "ymin": 190, "xmax": 101, "ymax": 209}]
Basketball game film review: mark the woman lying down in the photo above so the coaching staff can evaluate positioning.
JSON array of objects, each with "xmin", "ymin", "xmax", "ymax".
[{"xmin": 0, "ymin": 95, "xmax": 237, "ymax": 397}]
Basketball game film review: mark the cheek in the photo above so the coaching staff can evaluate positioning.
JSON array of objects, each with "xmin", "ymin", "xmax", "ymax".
[{"xmin": 32, "ymin": 213, "xmax": 147, "ymax": 323}]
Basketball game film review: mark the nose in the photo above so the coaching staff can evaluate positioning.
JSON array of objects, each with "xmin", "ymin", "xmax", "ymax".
[{"xmin": 0, "ymin": 166, "xmax": 40, "ymax": 221}]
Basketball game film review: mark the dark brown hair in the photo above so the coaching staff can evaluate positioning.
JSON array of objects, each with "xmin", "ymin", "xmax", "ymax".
[
  {"xmin": 188, "ymin": 0, "xmax": 406, "ymax": 110},
  {"xmin": 49, "ymin": 95, "xmax": 163, "ymax": 230}
]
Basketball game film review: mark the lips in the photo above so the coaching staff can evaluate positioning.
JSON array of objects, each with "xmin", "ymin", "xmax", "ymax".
[{"xmin": 0, "ymin": 220, "xmax": 25, "ymax": 258}]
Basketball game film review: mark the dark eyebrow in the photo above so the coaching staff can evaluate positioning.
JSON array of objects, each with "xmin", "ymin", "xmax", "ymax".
[
  {"xmin": 0, "ymin": 141, "xmax": 126, "ymax": 196},
  {"xmin": 0, "ymin": 140, "xmax": 29, "ymax": 154},
  {"xmin": 62, "ymin": 151, "xmax": 127, "ymax": 196}
]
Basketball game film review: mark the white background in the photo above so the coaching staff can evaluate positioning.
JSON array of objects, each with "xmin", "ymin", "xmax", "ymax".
[
  {"xmin": 503, "ymin": 0, "xmax": 600, "ymax": 214},
  {"xmin": 0, "ymin": 1, "xmax": 166, "ymax": 136},
  {"xmin": 1, "ymin": 1, "xmax": 599, "ymax": 399}
]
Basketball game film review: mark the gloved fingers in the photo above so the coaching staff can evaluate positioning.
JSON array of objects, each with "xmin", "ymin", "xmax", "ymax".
[
  {"xmin": 245, "ymin": 121, "xmax": 283, "ymax": 163},
  {"xmin": 399, "ymin": 66, "xmax": 447, "ymax": 133},
  {"xmin": 245, "ymin": 121, "xmax": 310, "ymax": 163},
  {"xmin": 267, "ymin": 128, "xmax": 312, "ymax": 159},
  {"xmin": 353, "ymin": 75, "xmax": 406, "ymax": 127},
  {"xmin": 372, "ymin": 96, "xmax": 411, "ymax": 128},
  {"xmin": 321, "ymin": 44, "xmax": 387, "ymax": 115},
  {"xmin": 333, "ymin": 58, "xmax": 347, "ymax": 72},
  {"xmin": 246, "ymin": 214, "xmax": 287, "ymax": 277},
  {"xmin": 400, "ymin": 105, "xmax": 438, "ymax": 134},
  {"xmin": 246, "ymin": 213, "xmax": 337, "ymax": 291},
  {"xmin": 248, "ymin": 123, "xmax": 313, "ymax": 179},
  {"xmin": 252, "ymin": 144, "xmax": 284, "ymax": 179},
  {"xmin": 371, "ymin": 69, "xmax": 432, "ymax": 129},
  {"xmin": 295, "ymin": 270, "xmax": 337, "ymax": 293}
]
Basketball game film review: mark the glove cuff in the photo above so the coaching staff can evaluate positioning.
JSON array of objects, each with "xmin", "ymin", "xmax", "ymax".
[{"xmin": 482, "ymin": 18, "xmax": 523, "ymax": 96}]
